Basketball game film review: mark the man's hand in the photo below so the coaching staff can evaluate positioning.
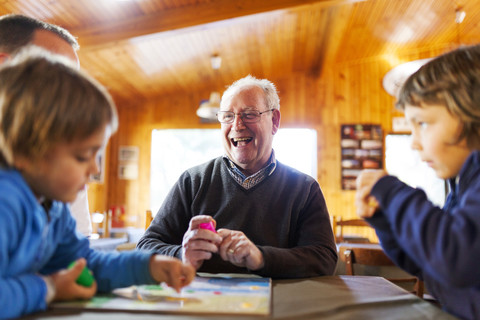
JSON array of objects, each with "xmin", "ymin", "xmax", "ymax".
[
  {"xmin": 217, "ymin": 229, "xmax": 264, "ymax": 271},
  {"xmin": 355, "ymin": 170, "xmax": 387, "ymax": 218},
  {"xmin": 181, "ymin": 215, "xmax": 222, "ymax": 270}
]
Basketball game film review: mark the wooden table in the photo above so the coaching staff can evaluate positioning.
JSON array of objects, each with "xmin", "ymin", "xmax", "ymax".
[{"xmin": 25, "ymin": 276, "xmax": 456, "ymax": 320}]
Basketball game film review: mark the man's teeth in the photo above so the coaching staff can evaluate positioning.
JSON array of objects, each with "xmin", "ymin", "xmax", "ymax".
[{"xmin": 232, "ymin": 137, "xmax": 252, "ymax": 146}]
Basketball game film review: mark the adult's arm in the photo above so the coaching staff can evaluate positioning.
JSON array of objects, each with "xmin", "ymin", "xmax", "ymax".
[{"xmin": 136, "ymin": 173, "xmax": 192, "ymax": 258}]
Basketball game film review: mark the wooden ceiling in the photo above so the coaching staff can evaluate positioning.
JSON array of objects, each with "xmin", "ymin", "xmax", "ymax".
[{"xmin": 1, "ymin": 0, "xmax": 479, "ymax": 103}]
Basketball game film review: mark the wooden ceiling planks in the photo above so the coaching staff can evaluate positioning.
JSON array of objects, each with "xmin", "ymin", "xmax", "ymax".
[{"xmin": 0, "ymin": 0, "xmax": 479, "ymax": 102}]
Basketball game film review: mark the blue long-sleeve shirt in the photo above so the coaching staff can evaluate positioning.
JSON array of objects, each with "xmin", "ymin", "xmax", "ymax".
[
  {"xmin": 0, "ymin": 169, "xmax": 155, "ymax": 319},
  {"xmin": 367, "ymin": 151, "xmax": 480, "ymax": 320}
]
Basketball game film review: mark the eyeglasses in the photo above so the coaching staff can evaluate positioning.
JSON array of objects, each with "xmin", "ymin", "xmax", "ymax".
[{"xmin": 216, "ymin": 109, "xmax": 274, "ymax": 124}]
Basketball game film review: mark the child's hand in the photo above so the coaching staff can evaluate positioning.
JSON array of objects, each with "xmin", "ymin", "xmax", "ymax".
[
  {"xmin": 149, "ymin": 255, "xmax": 195, "ymax": 292},
  {"xmin": 50, "ymin": 258, "xmax": 97, "ymax": 301},
  {"xmin": 355, "ymin": 170, "xmax": 387, "ymax": 218}
]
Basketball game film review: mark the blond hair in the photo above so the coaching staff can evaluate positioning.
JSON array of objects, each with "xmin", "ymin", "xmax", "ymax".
[
  {"xmin": 396, "ymin": 44, "xmax": 480, "ymax": 149},
  {"xmin": 0, "ymin": 47, "xmax": 117, "ymax": 167}
]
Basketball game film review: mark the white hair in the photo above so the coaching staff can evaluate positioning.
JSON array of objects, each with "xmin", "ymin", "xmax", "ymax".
[{"xmin": 221, "ymin": 75, "xmax": 280, "ymax": 110}]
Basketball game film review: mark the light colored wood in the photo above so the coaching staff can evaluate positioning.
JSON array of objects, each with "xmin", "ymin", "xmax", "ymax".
[
  {"xmin": 2, "ymin": 0, "xmax": 478, "ymax": 101},
  {"xmin": 72, "ymin": 0, "xmax": 366, "ymax": 48},
  {"xmin": 145, "ymin": 210, "xmax": 153, "ymax": 230},
  {"xmin": 332, "ymin": 216, "xmax": 374, "ymax": 243}
]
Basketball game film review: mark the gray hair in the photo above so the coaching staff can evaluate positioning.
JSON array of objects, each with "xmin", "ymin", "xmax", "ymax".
[{"xmin": 221, "ymin": 75, "xmax": 280, "ymax": 110}]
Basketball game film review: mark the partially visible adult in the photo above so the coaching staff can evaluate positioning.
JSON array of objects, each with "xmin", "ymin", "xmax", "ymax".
[
  {"xmin": 138, "ymin": 75, "xmax": 337, "ymax": 279},
  {"xmin": 0, "ymin": 14, "xmax": 92, "ymax": 236}
]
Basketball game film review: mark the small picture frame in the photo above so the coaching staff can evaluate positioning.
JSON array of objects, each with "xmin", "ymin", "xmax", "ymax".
[
  {"xmin": 119, "ymin": 146, "xmax": 139, "ymax": 162},
  {"xmin": 118, "ymin": 163, "xmax": 139, "ymax": 180}
]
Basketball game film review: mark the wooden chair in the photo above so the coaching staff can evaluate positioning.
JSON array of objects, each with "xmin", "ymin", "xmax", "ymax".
[
  {"xmin": 145, "ymin": 209, "xmax": 153, "ymax": 230},
  {"xmin": 338, "ymin": 245, "xmax": 424, "ymax": 298},
  {"xmin": 332, "ymin": 215, "xmax": 372, "ymax": 243},
  {"xmin": 116, "ymin": 210, "xmax": 152, "ymax": 252}
]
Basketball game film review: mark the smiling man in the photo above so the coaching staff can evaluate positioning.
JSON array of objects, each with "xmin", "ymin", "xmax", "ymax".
[{"xmin": 138, "ymin": 75, "xmax": 337, "ymax": 279}]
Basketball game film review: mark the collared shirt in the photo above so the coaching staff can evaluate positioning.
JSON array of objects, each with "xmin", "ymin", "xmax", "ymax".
[{"xmin": 222, "ymin": 150, "xmax": 277, "ymax": 190}]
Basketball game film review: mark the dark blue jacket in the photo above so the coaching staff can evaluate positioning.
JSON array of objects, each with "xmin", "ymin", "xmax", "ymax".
[{"xmin": 368, "ymin": 151, "xmax": 480, "ymax": 320}]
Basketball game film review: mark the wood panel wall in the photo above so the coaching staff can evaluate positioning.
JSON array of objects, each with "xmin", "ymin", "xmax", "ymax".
[{"xmin": 88, "ymin": 45, "xmax": 454, "ymax": 240}]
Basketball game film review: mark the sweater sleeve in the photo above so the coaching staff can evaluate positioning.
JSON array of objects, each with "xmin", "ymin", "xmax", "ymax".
[
  {"xmin": 0, "ymin": 273, "xmax": 48, "ymax": 319},
  {"xmin": 136, "ymin": 172, "xmax": 192, "ymax": 259},
  {"xmin": 366, "ymin": 210, "xmax": 423, "ymax": 278},
  {"xmin": 370, "ymin": 175, "xmax": 480, "ymax": 287}
]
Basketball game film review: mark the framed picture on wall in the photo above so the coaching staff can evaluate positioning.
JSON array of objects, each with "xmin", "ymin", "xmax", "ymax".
[
  {"xmin": 119, "ymin": 146, "xmax": 139, "ymax": 162},
  {"xmin": 341, "ymin": 124, "xmax": 383, "ymax": 190}
]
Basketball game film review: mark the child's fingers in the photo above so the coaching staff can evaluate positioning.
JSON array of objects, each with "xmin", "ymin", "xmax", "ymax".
[
  {"xmin": 169, "ymin": 263, "xmax": 196, "ymax": 292},
  {"xmin": 182, "ymin": 264, "xmax": 195, "ymax": 286},
  {"xmin": 73, "ymin": 281, "xmax": 97, "ymax": 299},
  {"xmin": 68, "ymin": 258, "xmax": 87, "ymax": 279}
]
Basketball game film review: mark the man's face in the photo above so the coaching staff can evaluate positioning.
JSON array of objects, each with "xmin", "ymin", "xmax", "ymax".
[
  {"xmin": 31, "ymin": 29, "xmax": 79, "ymax": 68},
  {"xmin": 220, "ymin": 86, "xmax": 280, "ymax": 175}
]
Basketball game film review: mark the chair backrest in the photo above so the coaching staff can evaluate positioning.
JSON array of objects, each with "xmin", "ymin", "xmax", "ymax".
[
  {"xmin": 332, "ymin": 216, "xmax": 372, "ymax": 243},
  {"xmin": 338, "ymin": 245, "xmax": 424, "ymax": 298},
  {"xmin": 145, "ymin": 210, "xmax": 153, "ymax": 230}
]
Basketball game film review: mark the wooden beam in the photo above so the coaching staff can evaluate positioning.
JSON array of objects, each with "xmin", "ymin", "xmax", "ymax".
[{"xmin": 73, "ymin": 0, "xmax": 366, "ymax": 49}]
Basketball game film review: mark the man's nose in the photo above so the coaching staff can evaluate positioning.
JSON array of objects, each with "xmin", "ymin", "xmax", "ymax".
[{"xmin": 232, "ymin": 113, "xmax": 246, "ymax": 129}]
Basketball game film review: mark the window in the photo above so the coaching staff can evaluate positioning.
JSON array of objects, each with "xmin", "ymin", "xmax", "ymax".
[{"xmin": 150, "ymin": 128, "xmax": 317, "ymax": 213}]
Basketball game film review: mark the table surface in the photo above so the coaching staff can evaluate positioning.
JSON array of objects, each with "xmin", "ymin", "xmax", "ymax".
[{"xmin": 24, "ymin": 275, "xmax": 456, "ymax": 320}]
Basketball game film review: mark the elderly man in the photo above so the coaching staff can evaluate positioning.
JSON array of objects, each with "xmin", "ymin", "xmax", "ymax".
[
  {"xmin": 0, "ymin": 14, "xmax": 91, "ymax": 236},
  {"xmin": 138, "ymin": 75, "xmax": 337, "ymax": 278}
]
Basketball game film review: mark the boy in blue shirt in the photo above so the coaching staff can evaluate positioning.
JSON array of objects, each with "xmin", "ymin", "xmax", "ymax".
[
  {"xmin": 0, "ymin": 48, "xmax": 195, "ymax": 319},
  {"xmin": 356, "ymin": 45, "xmax": 480, "ymax": 320}
]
